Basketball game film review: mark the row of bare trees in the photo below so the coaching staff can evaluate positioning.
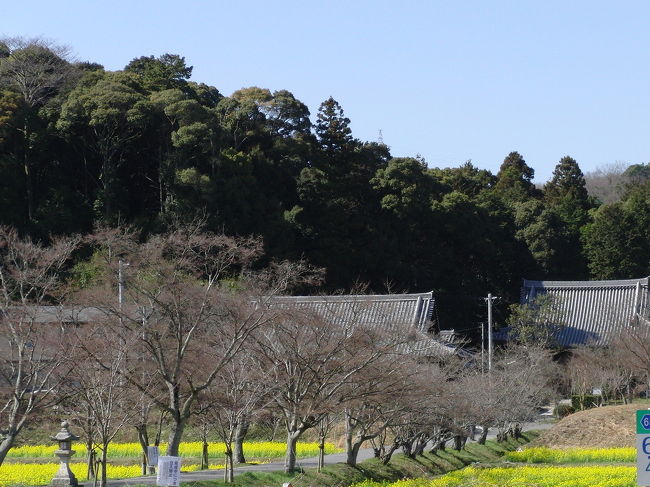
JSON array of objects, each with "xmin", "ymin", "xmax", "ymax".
[
  {"xmin": 566, "ymin": 321, "xmax": 650, "ymax": 409},
  {"xmin": 0, "ymin": 224, "xmax": 561, "ymax": 486}
]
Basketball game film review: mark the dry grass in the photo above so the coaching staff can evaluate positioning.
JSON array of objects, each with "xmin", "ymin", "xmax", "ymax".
[{"xmin": 531, "ymin": 403, "xmax": 640, "ymax": 449}]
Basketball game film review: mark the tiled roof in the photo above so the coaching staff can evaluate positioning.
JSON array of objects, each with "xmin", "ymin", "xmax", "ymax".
[
  {"xmin": 520, "ymin": 277, "xmax": 650, "ymax": 346},
  {"xmin": 265, "ymin": 292, "xmax": 458, "ymax": 356},
  {"xmin": 267, "ymin": 292, "xmax": 436, "ymax": 332}
]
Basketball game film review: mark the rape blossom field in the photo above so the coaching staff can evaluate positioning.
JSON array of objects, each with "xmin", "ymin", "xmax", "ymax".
[
  {"xmin": 0, "ymin": 441, "xmax": 338, "ymax": 487},
  {"xmin": 350, "ymin": 447, "xmax": 640, "ymax": 487},
  {"xmin": 353, "ymin": 465, "xmax": 636, "ymax": 487},
  {"xmin": 0, "ymin": 464, "xmax": 143, "ymax": 487},
  {"xmin": 6, "ymin": 440, "xmax": 337, "ymax": 460},
  {"xmin": 504, "ymin": 446, "xmax": 635, "ymax": 464}
]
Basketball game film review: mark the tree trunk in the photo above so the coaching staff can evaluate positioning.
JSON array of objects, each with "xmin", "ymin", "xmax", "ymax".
[
  {"xmin": 344, "ymin": 414, "xmax": 360, "ymax": 467},
  {"xmin": 0, "ymin": 432, "xmax": 18, "ymax": 466},
  {"xmin": 136, "ymin": 424, "xmax": 149, "ymax": 475},
  {"xmin": 478, "ymin": 426, "xmax": 489, "ymax": 445},
  {"xmin": 166, "ymin": 417, "xmax": 187, "ymax": 456},
  {"xmin": 318, "ymin": 440, "xmax": 325, "ymax": 472},
  {"xmin": 100, "ymin": 448, "xmax": 108, "ymax": 487},
  {"xmin": 201, "ymin": 441, "xmax": 209, "ymax": 470},
  {"xmin": 402, "ymin": 438, "xmax": 415, "ymax": 458},
  {"xmin": 224, "ymin": 449, "xmax": 234, "ymax": 482},
  {"xmin": 453, "ymin": 435, "xmax": 463, "ymax": 451},
  {"xmin": 228, "ymin": 450, "xmax": 234, "ymax": 482},
  {"xmin": 381, "ymin": 442, "xmax": 400, "ymax": 465},
  {"xmin": 285, "ymin": 431, "xmax": 301, "ymax": 473},
  {"xmin": 496, "ymin": 429, "xmax": 507, "ymax": 442},
  {"xmin": 86, "ymin": 440, "xmax": 96, "ymax": 479},
  {"xmin": 233, "ymin": 420, "xmax": 249, "ymax": 463},
  {"xmin": 413, "ymin": 436, "xmax": 428, "ymax": 457}
]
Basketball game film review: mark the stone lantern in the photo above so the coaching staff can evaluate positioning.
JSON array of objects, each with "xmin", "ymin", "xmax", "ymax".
[{"xmin": 50, "ymin": 420, "xmax": 80, "ymax": 487}]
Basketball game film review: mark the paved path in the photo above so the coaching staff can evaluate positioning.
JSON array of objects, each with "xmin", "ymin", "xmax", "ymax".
[{"xmin": 104, "ymin": 421, "xmax": 554, "ymax": 486}]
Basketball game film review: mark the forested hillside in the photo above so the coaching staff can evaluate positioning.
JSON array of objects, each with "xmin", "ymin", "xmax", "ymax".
[{"xmin": 1, "ymin": 37, "xmax": 649, "ymax": 334}]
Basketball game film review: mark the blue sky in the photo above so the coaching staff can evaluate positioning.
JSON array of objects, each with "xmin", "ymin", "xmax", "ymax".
[{"xmin": 4, "ymin": 0, "xmax": 650, "ymax": 183}]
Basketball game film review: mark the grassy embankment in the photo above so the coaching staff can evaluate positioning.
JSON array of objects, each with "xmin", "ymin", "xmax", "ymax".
[
  {"xmin": 172, "ymin": 433, "xmax": 538, "ymax": 487},
  {"xmin": 352, "ymin": 446, "xmax": 641, "ymax": 487}
]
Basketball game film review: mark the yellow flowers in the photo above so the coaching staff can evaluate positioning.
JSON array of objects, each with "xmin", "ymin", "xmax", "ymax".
[
  {"xmin": 1, "ymin": 441, "xmax": 338, "ymax": 486},
  {"xmin": 0, "ymin": 463, "xmax": 143, "ymax": 486},
  {"xmin": 352, "ymin": 465, "xmax": 637, "ymax": 487},
  {"xmin": 352, "ymin": 466, "xmax": 636, "ymax": 487},
  {"xmin": 504, "ymin": 447, "xmax": 635, "ymax": 464},
  {"xmin": 7, "ymin": 440, "xmax": 337, "ymax": 460},
  {"xmin": 351, "ymin": 447, "xmax": 641, "ymax": 487},
  {"xmin": 423, "ymin": 465, "xmax": 635, "ymax": 487}
]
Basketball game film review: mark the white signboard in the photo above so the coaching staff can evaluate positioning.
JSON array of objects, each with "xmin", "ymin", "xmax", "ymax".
[
  {"xmin": 147, "ymin": 446, "xmax": 159, "ymax": 467},
  {"xmin": 157, "ymin": 456, "xmax": 181, "ymax": 487},
  {"xmin": 637, "ymin": 410, "xmax": 650, "ymax": 486}
]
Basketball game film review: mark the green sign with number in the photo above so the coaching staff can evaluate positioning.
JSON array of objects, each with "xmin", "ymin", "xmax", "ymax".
[{"xmin": 637, "ymin": 410, "xmax": 650, "ymax": 434}]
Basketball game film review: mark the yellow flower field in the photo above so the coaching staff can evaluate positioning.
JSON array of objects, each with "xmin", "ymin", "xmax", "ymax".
[
  {"xmin": 0, "ymin": 463, "xmax": 143, "ymax": 487},
  {"xmin": 0, "ymin": 462, "xmax": 237, "ymax": 486},
  {"xmin": 7, "ymin": 440, "xmax": 338, "ymax": 460},
  {"xmin": 504, "ymin": 446, "xmax": 635, "ymax": 464},
  {"xmin": 352, "ymin": 465, "xmax": 637, "ymax": 487},
  {"xmin": 0, "ymin": 441, "xmax": 338, "ymax": 487}
]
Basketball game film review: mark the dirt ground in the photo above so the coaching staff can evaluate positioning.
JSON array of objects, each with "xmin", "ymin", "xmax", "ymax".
[{"xmin": 531, "ymin": 404, "xmax": 643, "ymax": 449}]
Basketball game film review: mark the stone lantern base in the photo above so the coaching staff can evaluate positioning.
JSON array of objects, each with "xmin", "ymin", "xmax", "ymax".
[{"xmin": 50, "ymin": 460, "xmax": 79, "ymax": 487}]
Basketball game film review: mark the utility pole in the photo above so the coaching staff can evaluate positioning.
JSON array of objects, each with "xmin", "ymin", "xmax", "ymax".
[
  {"xmin": 118, "ymin": 259, "xmax": 129, "ymax": 310},
  {"xmin": 484, "ymin": 293, "xmax": 498, "ymax": 373},
  {"xmin": 481, "ymin": 322, "xmax": 485, "ymax": 375},
  {"xmin": 118, "ymin": 259, "xmax": 125, "ymax": 309}
]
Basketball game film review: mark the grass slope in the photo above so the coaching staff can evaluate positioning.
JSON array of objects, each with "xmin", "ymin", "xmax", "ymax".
[{"xmin": 174, "ymin": 433, "xmax": 537, "ymax": 487}]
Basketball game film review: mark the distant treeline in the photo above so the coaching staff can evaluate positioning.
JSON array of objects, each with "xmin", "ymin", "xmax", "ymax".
[{"xmin": 1, "ymin": 37, "xmax": 650, "ymax": 334}]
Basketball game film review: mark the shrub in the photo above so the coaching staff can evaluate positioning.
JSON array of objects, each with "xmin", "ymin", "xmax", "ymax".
[{"xmin": 554, "ymin": 403, "xmax": 575, "ymax": 418}]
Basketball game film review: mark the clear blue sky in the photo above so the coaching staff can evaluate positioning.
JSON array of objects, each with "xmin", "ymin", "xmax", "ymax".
[{"xmin": 4, "ymin": 0, "xmax": 650, "ymax": 183}]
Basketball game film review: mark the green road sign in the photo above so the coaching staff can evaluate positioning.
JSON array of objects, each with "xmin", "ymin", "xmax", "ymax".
[{"xmin": 638, "ymin": 410, "xmax": 650, "ymax": 434}]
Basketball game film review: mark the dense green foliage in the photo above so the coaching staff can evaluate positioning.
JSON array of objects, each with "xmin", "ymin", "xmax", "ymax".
[{"xmin": 1, "ymin": 37, "xmax": 649, "ymax": 336}]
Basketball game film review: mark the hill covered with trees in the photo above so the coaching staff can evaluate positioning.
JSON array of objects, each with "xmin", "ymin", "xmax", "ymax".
[{"xmin": 1, "ymin": 37, "xmax": 650, "ymax": 334}]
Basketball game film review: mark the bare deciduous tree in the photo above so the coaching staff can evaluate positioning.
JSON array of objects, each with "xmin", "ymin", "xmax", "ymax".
[
  {"xmin": 253, "ymin": 308, "xmax": 403, "ymax": 473},
  {"xmin": 342, "ymin": 354, "xmax": 417, "ymax": 466},
  {"xmin": 0, "ymin": 226, "xmax": 80, "ymax": 465},
  {"xmin": 489, "ymin": 344, "xmax": 559, "ymax": 441},
  {"xmin": 193, "ymin": 353, "xmax": 275, "ymax": 482},
  {"xmin": 81, "ymin": 226, "xmax": 320, "ymax": 457},
  {"xmin": 69, "ymin": 325, "xmax": 139, "ymax": 487}
]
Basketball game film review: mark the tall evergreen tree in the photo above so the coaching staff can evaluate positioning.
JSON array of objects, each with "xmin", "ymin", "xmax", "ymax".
[
  {"xmin": 544, "ymin": 156, "xmax": 590, "ymax": 230},
  {"xmin": 540, "ymin": 156, "xmax": 591, "ymax": 278},
  {"xmin": 314, "ymin": 96, "xmax": 354, "ymax": 172},
  {"xmin": 493, "ymin": 151, "xmax": 539, "ymax": 203}
]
